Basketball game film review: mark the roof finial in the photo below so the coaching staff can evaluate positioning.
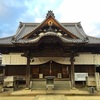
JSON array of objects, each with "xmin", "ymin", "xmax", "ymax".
[{"xmin": 46, "ymin": 10, "xmax": 55, "ymax": 18}]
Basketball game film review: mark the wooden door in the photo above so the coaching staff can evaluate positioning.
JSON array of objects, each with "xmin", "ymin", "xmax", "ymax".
[
  {"xmin": 39, "ymin": 62, "xmax": 50, "ymax": 77},
  {"xmin": 51, "ymin": 61, "xmax": 62, "ymax": 77},
  {"xmin": 62, "ymin": 65, "xmax": 69, "ymax": 78},
  {"xmin": 32, "ymin": 66, "xmax": 39, "ymax": 78}
]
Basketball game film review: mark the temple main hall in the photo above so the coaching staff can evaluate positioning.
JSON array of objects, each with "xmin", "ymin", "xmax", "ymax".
[{"xmin": 0, "ymin": 11, "xmax": 100, "ymax": 90}]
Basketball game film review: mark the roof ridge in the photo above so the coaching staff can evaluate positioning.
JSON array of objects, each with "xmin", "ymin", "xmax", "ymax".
[
  {"xmin": 88, "ymin": 35, "xmax": 100, "ymax": 39},
  {"xmin": 75, "ymin": 23, "xmax": 87, "ymax": 38},
  {"xmin": 14, "ymin": 24, "xmax": 25, "ymax": 40},
  {"xmin": 0, "ymin": 35, "xmax": 14, "ymax": 40},
  {"xmin": 61, "ymin": 22, "xmax": 80, "ymax": 25}
]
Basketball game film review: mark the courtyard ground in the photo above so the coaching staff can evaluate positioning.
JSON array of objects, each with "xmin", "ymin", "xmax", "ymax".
[
  {"xmin": 0, "ymin": 95, "xmax": 100, "ymax": 100},
  {"xmin": 0, "ymin": 84, "xmax": 100, "ymax": 100}
]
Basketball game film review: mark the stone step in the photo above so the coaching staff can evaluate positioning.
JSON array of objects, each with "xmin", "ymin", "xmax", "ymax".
[
  {"xmin": 30, "ymin": 80, "xmax": 70, "ymax": 90},
  {"xmin": 30, "ymin": 81, "xmax": 46, "ymax": 90}
]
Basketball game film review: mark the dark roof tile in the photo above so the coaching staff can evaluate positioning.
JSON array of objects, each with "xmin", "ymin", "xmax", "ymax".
[{"xmin": 0, "ymin": 36, "xmax": 14, "ymax": 45}]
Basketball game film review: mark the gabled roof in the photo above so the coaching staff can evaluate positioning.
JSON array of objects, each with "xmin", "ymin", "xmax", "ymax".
[
  {"xmin": 12, "ymin": 11, "xmax": 87, "ymax": 43},
  {"xmin": 11, "ymin": 21, "xmax": 88, "ymax": 44},
  {"xmin": 0, "ymin": 10, "xmax": 100, "ymax": 46},
  {"xmin": 22, "ymin": 17, "xmax": 78, "ymax": 39}
]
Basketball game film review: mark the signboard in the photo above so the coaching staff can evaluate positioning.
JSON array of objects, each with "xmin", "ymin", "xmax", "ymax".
[{"xmin": 75, "ymin": 73, "xmax": 88, "ymax": 81}]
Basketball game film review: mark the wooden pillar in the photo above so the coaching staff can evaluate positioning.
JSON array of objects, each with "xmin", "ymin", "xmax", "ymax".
[
  {"xmin": 26, "ymin": 54, "xmax": 30, "ymax": 88},
  {"xmin": 50, "ymin": 60, "xmax": 52, "ymax": 75},
  {"xmin": 3, "ymin": 66, "xmax": 5, "ymax": 76},
  {"xmin": 70, "ymin": 53, "xmax": 75, "ymax": 89}
]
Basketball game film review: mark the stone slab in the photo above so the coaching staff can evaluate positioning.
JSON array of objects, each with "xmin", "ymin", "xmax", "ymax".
[{"xmin": 34, "ymin": 95, "xmax": 67, "ymax": 100}]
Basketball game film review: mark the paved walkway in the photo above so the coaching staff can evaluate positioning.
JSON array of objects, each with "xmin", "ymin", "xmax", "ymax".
[
  {"xmin": 0, "ymin": 96, "xmax": 35, "ymax": 100},
  {"xmin": 0, "ymin": 96, "xmax": 100, "ymax": 100},
  {"xmin": 11, "ymin": 89, "xmax": 90, "ymax": 96},
  {"xmin": 34, "ymin": 95, "xmax": 66, "ymax": 100},
  {"xmin": 67, "ymin": 96, "xmax": 100, "ymax": 100}
]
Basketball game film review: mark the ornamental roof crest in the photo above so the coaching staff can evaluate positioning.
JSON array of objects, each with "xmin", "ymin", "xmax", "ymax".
[{"xmin": 46, "ymin": 10, "xmax": 55, "ymax": 18}]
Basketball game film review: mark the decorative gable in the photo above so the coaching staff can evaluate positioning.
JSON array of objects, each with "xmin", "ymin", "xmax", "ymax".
[{"xmin": 22, "ymin": 11, "xmax": 78, "ymax": 40}]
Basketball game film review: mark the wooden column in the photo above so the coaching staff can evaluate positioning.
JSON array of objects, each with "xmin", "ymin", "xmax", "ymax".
[
  {"xmin": 26, "ymin": 54, "xmax": 30, "ymax": 88},
  {"xmin": 50, "ymin": 60, "xmax": 52, "ymax": 75},
  {"xmin": 70, "ymin": 53, "xmax": 75, "ymax": 89}
]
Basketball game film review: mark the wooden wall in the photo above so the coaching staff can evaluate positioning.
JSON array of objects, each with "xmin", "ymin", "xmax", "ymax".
[
  {"xmin": 5, "ymin": 64, "xmax": 95, "ymax": 78},
  {"xmin": 30, "ymin": 62, "xmax": 69, "ymax": 78},
  {"xmin": 75, "ymin": 65, "xmax": 95, "ymax": 76},
  {"xmin": 5, "ymin": 65, "xmax": 26, "ymax": 76},
  {"xmin": 2, "ymin": 53, "xmax": 99, "ymax": 77}
]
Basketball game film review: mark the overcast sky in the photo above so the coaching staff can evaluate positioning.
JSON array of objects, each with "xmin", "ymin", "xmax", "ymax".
[{"xmin": 0, "ymin": 0, "xmax": 100, "ymax": 38}]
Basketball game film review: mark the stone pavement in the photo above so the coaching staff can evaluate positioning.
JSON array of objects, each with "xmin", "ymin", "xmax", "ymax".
[
  {"xmin": 66, "ymin": 96, "xmax": 100, "ymax": 100},
  {"xmin": 0, "ymin": 96, "xmax": 35, "ymax": 100},
  {"xmin": 10, "ymin": 88, "xmax": 90, "ymax": 96},
  {"xmin": 34, "ymin": 95, "xmax": 66, "ymax": 100},
  {"xmin": 0, "ymin": 96, "xmax": 100, "ymax": 100}
]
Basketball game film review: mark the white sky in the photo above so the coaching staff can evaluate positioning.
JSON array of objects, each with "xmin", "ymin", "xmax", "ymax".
[{"xmin": 55, "ymin": 0, "xmax": 100, "ymax": 37}]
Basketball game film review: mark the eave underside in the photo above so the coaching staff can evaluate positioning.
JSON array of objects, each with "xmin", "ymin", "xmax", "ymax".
[
  {"xmin": 0, "ymin": 42, "xmax": 100, "ymax": 56},
  {"xmin": 0, "ymin": 32, "xmax": 100, "ymax": 55}
]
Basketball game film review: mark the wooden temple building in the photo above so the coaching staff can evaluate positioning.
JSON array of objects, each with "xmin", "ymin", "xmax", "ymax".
[{"xmin": 0, "ymin": 11, "xmax": 100, "ymax": 89}]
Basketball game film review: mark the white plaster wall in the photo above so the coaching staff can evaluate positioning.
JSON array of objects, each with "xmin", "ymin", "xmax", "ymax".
[
  {"xmin": 2, "ymin": 53, "xmax": 100, "ymax": 65},
  {"xmin": 2, "ymin": 53, "xmax": 27, "ymax": 65},
  {"xmin": 75, "ymin": 53, "xmax": 95, "ymax": 65},
  {"xmin": 2, "ymin": 54, "xmax": 10, "ymax": 65}
]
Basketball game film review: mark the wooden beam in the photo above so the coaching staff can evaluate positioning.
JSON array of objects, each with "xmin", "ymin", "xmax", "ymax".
[
  {"xmin": 70, "ymin": 52, "xmax": 75, "ymax": 89},
  {"xmin": 26, "ymin": 53, "xmax": 30, "ymax": 88}
]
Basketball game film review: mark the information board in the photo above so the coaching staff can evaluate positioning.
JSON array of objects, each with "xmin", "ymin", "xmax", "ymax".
[{"xmin": 75, "ymin": 73, "xmax": 88, "ymax": 81}]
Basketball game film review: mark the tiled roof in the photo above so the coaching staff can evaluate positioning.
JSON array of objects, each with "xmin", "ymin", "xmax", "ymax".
[
  {"xmin": 0, "ymin": 22, "xmax": 100, "ymax": 45},
  {"xmin": 63, "ymin": 23, "xmax": 86, "ymax": 40},
  {"xmin": 14, "ymin": 23, "xmax": 38, "ymax": 40},
  {"xmin": 0, "ymin": 10, "xmax": 100, "ymax": 46},
  {"xmin": 13, "ymin": 22, "xmax": 87, "ymax": 40},
  {"xmin": 14, "ymin": 32, "xmax": 84, "ymax": 44},
  {"xmin": 88, "ymin": 36, "xmax": 100, "ymax": 44},
  {"xmin": 0, "ymin": 36, "xmax": 14, "ymax": 45}
]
